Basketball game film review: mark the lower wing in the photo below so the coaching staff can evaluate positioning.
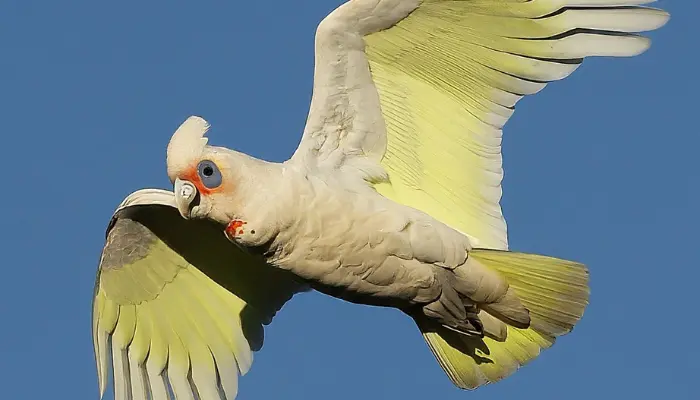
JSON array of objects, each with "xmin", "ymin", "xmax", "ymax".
[{"xmin": 92, "ymin": 189, "xmax": 306, "ymax": 400}]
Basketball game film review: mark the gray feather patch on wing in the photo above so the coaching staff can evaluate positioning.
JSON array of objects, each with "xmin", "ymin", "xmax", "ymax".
[{"xmin": 100, "ymin": 219, "xmax": 157, "ymax": 270}]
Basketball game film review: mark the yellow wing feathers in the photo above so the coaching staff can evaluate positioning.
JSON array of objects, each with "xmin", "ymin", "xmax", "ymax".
[
  {"xmin": 368, "ymin": 1, "xmax": 669, "ymax": 250},
  {"xmin": 93, "ymin": 221, "xmax": 252, "ymax": 399},
  {"xmin": 92, "ymin": 202, "xmax": 304, "ymax": 399}
]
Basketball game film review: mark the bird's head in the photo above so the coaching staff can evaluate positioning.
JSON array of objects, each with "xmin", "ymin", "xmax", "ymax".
[{"xmin": 165, "ymin": 116, "xmax": 239, "ymax": 224}]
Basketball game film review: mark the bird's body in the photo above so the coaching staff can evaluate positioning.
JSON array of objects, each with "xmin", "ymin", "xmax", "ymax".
[
  {"xmin": 229, "ymin": 157, "xmax": 465, "ymax": 306},
  {"xmin": 91, "ymin": 1, "xmax": 670, "ymax": 398},
  {"xmin": 195, "ymin": 146, "xmax": 521, "ymax": 338},
  {"xmin": 258, "ymin": 168, "xmax": 446, "ymax": 301}
]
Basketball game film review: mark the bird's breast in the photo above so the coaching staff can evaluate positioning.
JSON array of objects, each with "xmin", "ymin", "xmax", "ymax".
[{"xmin": 264, "ymin": 182, "xmax": 408, "ymax": 281}]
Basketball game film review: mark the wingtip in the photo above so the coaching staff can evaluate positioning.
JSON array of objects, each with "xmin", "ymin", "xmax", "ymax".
[
  {"xmin": 657, "ymin": 9, "xmax": 671, "ymax": 29},
  {"xmin": 631, "ymin": 36, "xmax": 653, "ymax": 57},
  {"xmin": 640, "ymin": 7, "xmax": 671, "ymax": 32},
  {"xmin": 97, "ymin": 364, "xmax": 107, "ymax": 400}
]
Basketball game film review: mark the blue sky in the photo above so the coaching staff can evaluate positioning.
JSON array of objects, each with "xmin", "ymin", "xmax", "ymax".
[{"xmin": 0, "ymin": 1, "xmax": 695, "ymax": 399}]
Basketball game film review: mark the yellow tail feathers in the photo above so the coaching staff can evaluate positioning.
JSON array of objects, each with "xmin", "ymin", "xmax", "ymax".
[{"xmin": 417, "ymin": 250, "xmax": 590, "ymax": 389}]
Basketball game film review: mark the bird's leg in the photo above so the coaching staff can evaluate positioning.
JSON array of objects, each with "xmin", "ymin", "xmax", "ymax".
[{"xmin": 224, "ymin": 219, "xmax": 247, "ymax": 240}]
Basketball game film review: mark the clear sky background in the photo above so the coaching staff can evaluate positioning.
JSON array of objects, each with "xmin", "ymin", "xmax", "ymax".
[{"xmin": 0, "ymin": 1, "xmax": 695, "ymax": 399}]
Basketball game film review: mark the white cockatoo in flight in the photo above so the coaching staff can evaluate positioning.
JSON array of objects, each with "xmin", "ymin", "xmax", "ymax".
[{"xmin": 92, "ymin": 1, "xmax": 669, "ymax": 399}]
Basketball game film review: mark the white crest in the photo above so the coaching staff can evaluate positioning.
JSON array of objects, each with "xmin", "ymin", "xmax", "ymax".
[{"xmin": 166, "ymin": 116, "xmax": 211, "ymax": 182}]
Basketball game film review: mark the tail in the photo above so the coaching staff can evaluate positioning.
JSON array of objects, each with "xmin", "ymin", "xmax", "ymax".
[{"xmin": 416, "ymin": 249, "xmax": 590, "ymax": 389}]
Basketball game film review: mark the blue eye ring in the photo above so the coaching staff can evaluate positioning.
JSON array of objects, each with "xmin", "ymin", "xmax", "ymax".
[{"xmin": 197, "ymin": 160, "xmax": 222, "ymax": 189}]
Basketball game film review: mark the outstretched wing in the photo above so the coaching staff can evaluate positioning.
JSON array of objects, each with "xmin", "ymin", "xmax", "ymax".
[
  {"xmin": 291, "ymin": 0, "xmax": 668, "ymax": 249},
  {"xmin": 92, "ymin": 189, "xmax": 306, "ymax": 400}
]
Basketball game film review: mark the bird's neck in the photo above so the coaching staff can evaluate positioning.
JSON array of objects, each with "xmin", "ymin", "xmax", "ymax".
[{"xmin": 225, "ymin": 156, "xmax": 306, "ymax": 253}]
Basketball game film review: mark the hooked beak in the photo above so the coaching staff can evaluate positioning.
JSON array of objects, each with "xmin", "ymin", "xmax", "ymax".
[{"xmin": 174, "ymin": 178, "xmax": 198, "ymax": 219}]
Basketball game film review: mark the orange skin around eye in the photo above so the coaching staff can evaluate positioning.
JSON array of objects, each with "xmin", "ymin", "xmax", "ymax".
[
  {"xmin": 180, "ymin": 161, "xmax": 244, "ymax": 234},
  {"xmin": 179, "ymin": 160, "xmax": 229, "ymax": 196},
  {"xmin": 181, "ymin": 167, "xmax": 217, "ymax": 196}
]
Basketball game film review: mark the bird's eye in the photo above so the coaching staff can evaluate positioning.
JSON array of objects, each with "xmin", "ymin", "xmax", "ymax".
[{"xmin": 197, "ymin": 160, "xmax": 222, "ymax": 189}]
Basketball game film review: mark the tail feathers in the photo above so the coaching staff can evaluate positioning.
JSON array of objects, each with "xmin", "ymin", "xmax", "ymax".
[
  {"xmin": 417, "ymin": 249, "xmax": 590, "ymax": 389},
  {"xmin": 474, "ymin": 250, "xmax": 590, "ymax": 337}
]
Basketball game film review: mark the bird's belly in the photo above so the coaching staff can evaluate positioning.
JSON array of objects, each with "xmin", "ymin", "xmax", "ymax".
[{"xmin": 266, "ymin": 196, "xmax": 440, "ymax": 307}]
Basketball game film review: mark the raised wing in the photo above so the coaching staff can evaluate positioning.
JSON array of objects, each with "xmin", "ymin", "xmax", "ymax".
[
  {"xmin": 290, "ymin": 0, "xmax": 666, "ymax": 388},
  {"xmin": 92, "ymin": 189, "xmax": 306, "ymax": 400},
  {"xmin": 291, "ymin": 0, "xmax": 668, "ymax": 249}
]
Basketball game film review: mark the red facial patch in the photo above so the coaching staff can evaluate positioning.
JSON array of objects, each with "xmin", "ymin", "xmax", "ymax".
[
  {"xmin": 225, "ymin": 219, "xmax": 247, "ymax": 239},
  {"xmin": 181, "ymin": 166, "xmax": 217, "ymax": 196}
]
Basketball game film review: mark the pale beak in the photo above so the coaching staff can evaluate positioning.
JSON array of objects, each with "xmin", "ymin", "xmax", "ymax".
[{"xmin": 174, "ymin": 178, "xmax": 198, "ymax": 219}]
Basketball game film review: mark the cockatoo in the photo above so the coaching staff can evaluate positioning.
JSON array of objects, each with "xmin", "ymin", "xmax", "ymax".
[{"xmin": 93, "ymin": 1, "xmax": 669, "ymax": 399}]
